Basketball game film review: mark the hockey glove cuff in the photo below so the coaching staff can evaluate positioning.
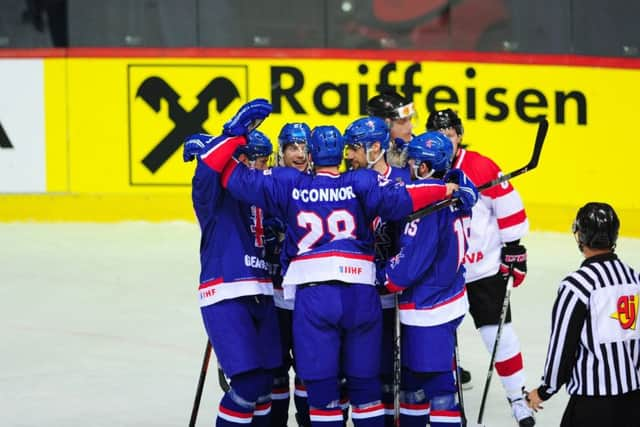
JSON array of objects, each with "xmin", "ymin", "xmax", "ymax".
[
  {"xmin": 223, "ymin": 98, "xmax": 272, "ymax": 137},
  {"xmin": 445, "ymin": 169, "xmax": 479, "ymax": 211},
  {"xmin": 183, "ymin": 133, "xmax": 213, "ymax": 162},
  {"xmin": 499, "ymin": 242, "xmax": 527, "ymax": 287}
]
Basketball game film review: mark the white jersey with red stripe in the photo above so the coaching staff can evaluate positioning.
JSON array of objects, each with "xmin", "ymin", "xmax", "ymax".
[{"xmin": 453, "ymin": 148, "xmax": 529, "ymax": 283}]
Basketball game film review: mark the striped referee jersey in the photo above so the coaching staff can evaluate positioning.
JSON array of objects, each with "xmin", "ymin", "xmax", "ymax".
[{"xmin": 538, "ymin": 253, "xmax": 640, "ymax": 399}]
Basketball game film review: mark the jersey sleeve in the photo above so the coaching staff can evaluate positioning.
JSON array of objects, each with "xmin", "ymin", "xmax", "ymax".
[
  {"xmin": 356, "ymin": 170, "xmax": 447, "ymax": 222},
  {"xmin": 539, "ymin": 277, "xmax": 587, "ymax": 399},
  {"xmin": 384, "ymin": 215, "xmax": 439, "ymax": 292},
  {"xmin": 191, "ymin": 160, "xmax": 224, "ymax": 224},
  {"xmin": 469, "ymin": 153, "xmax": 529, "ymax": 243},
  {"xmin": 219, "ymin": 160, "xmax": 289, "ymax": 218},
  {"xmin": 199, "ymin": 134, "xmax": 246, "ymax": 172}
]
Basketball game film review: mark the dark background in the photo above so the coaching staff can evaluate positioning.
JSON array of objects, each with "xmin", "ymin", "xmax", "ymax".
[{"xmin": 1, "ymin": 0, "xmax": 638, "ymax": 58}]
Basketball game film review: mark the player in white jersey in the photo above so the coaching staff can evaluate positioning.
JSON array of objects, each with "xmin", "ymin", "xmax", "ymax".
[{"xmin": 427, "ymin": 109, "xmax": 535, "ymax": 426}]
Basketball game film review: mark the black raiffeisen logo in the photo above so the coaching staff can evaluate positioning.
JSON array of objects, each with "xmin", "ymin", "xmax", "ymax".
[
  {"xmin": 0, "ymin": 122, "xmax": 13, "ymax": 148},
  {"xmin": 128, "ymin": 64, "xmax": 247, "ymax": 186},
  {"xmin": 136, "ymin": 76, "xmax": 239, "ymax": 173}
]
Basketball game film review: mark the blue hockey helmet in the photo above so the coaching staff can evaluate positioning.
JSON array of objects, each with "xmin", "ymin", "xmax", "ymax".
[
  {"xmin": 234, "ymin": 130, "xmax": 273, "ymax": 160},
  {"xmin": 308, "ymin": 125, "xmax": 344, "ymax": 167},
  {"xmin": 343, "ymin": 116, "xmax": 390, "ymax": 151},
  {"xmin": 406, "ymin": 131, "xmax": 454, "ymax": 176},
  {"xmin": 278, "ymin": 123, "xmax": 311, "ymax": 148}
]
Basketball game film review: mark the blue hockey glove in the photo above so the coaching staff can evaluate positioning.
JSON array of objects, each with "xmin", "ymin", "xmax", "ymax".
[
  {"xmin": 445, "ymin": 169, "xmax": 479, "ymax": 211},
  {"xmin": 183, "ymin": 133, "xmax": 213, "ymax": 162},
  {"xmin": 263, "ymin": 217, "xmax": 285, "ymax": 257},
  {"xmin": 222, "ymin": 98, "xmax": 273, "ymax": 137}
]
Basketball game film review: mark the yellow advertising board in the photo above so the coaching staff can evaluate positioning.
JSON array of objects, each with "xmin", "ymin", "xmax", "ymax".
[{"xmin": 0, "ymin": 49, "xmax": 638, "ymax": 235}]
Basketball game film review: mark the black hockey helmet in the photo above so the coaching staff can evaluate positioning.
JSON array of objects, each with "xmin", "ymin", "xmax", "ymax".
[
  {"xmin": 572, "ymin": 202, "xmax": 620, "ymax": 250},
  {"xmin": 426, "ymin": 108, "xmax": 464, "ymax": 136},
  {"xmin": 366, "ymin": 89, "xmax": 414, "ymax": 120}
]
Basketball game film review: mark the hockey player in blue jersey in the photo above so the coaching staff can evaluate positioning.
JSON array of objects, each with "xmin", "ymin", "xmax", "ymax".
[
  {"xmin": 384, "ymin": 131, "xmax": 478, "ymax": 427},
  {"xmin": 268, "ymin": 122, "xmax": 313, "ymax": 427},
  {"xmin": 183, "ymin": 100, "xmax": 281, "ymax": 427},
  {"xmin": 344, "ymin": 116, "xmax": 410, "ymax": 427},
  {"xmin": 196, "ymin": 99, "xmax": 478, "ymax": 427},
  {"xmin": 276, "ymin": 122, "xmax": 311, "ymax": 172}
]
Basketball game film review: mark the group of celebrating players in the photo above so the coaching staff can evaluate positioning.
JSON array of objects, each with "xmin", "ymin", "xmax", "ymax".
[{"xmin": 184, "ymin": 90, "xmax": 535, "ymax": 427}]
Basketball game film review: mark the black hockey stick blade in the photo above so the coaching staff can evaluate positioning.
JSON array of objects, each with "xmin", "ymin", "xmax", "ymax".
[{"xmin": 407, "ymin": 118, "xmax": 549, "ymax": 222}]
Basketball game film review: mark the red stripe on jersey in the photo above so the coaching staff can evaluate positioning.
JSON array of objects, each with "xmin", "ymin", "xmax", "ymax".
[
  {"xmin": 199, "ymin": 277, "xmax": 271, "ymax": 289},
  {"xmin": 201, "ymin": 135, "xmax": 245, "ymax": 173},
  {"xmin": 221, "ymin": 159, "xmax": 240, "ymax": 188},
  {"xmin": 495, "ymin": 352, "xmax": 524, "ymax": 377},
  {"xmin": 199, "ymin": 278, "xmax": 223, "ymax": 289},
  {"xmin": 296, "ymin": 251, "xmax": 374, "ymax": 262},
  {"xmin": 406, "ymin": 183, "xmax": 447, "ymax": 211},
  {"xmin": 385, "ymin": 278, "xmax": 405, "ymax": 293},
  {"xmin": 255, "ymin": 402, "xmax": 272, "ymax": 411},
  {"xmin": 398, "ymin": 287, "xmax": 466, "ymax": 310},
  {"xmin": 497, "ymin": 209, "xmax": 527, "ymax": 230}
]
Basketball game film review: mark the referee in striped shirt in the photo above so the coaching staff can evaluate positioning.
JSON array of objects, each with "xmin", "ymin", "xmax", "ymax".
[{"xmin": 527, "ymin": 202, "xmax": 640, "ymax": 427}]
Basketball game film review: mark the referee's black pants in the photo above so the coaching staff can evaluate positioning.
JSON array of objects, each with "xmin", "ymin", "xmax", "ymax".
[{"xmin": 560, "ymin": 390, "xmax": 640, "ymax": 427}]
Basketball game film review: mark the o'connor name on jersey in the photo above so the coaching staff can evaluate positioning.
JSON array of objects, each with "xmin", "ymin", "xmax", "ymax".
[{"xmin": 292, "ymin": 186, "xmax": 356, "ymax": 203}]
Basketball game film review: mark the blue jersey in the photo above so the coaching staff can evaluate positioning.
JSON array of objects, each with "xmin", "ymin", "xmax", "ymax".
[
  {"xmin": 201, "ymin": 136, "xmax": 447, "ymax": 300},
  {"xmin": 385, "ymin": 177, "xmax": 470, "ymax": 327},
  {"xmin": 374, "ymin": 165, "xmax": 411, "ymax": 309},
  {"xmin": 191, "ymin": 159, "xmax": 274, "ymax": 307}
]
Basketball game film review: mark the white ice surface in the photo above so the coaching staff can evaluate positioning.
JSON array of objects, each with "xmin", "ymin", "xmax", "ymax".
[{"xmin": 1, "ymin": 222, "xmax": 639, "ymax": 427}]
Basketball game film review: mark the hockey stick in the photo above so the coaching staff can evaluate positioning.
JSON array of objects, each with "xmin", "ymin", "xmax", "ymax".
[
  {"xmin": 407, "ymin": 118, "xmax": 549, "ymax": 222},
  {"xmin": 476, "ymin": 275, "xmax": 515, "ymax": 426},
  {"xmin": 189, "ymin": 340, "xmax": 213, "ymax": 427},
  {"xmin": 218, "ymin": 364, "xmax": 230, "ymax": 393},
  {"xmin": 393, "ymin": 294, "xmax": 401, "ymax": 426},
  {"xmin": 453, "ymin": 332, "xmax": 468, "ymax": 427}
]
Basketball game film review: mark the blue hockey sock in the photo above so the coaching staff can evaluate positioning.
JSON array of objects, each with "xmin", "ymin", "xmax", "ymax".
[
  {"xmin": 351, "ymin": 401, "xmax": 384, "ymax": 427},
  {"xmin": 217, "ymin": 392, "xmax": 254, "ymax": 427},
  {"xmin": 309, "ymin": 407, "xmax": 344, "ymax": 427},
  {"xmin": 429, "ymin": 394, "xmax": 461, "ymax": 427},
  {"xmin": 251, "ymin": 394, "xmax": 272, "ymax": 427},
  {"xmin": 294, "ymin": 377, "xmax": 310, "ymax": 427},
  {"xmin": 348, "ymin": 377, "xmax": 383, "ymax": 427},
  {"xmin": 381, "ymin": 382, "xmax": 394, "ymax": 427},
  {"xmin": 270, "ymin": 375, "xmax": 290, "ymax": 427},
  {"xmin": 399, "ymin": 390, "xmax": 429, "ymax": 427}
]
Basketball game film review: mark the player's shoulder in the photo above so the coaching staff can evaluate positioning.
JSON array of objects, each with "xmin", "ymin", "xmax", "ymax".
[
  {"xmin": 456, "ymin": 148, "xmax": 501, "ymax": 185},
  {"xmin": 270, "ymin": 165, "xmax": 306, "ymax": 180},
  {"xmin": 459, "ymin": 149, "xmax": 500, "ymax": 170},
  {"xmin": 389, "ymin": 165, "xmax": 411, "ymax": 183},
  {"xmin": 350, "ymin": 168, "xmax": 381, "ymax": 182}
]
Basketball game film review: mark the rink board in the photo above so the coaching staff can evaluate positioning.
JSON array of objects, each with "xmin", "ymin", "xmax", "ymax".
[{"xmin": 0, "ymin": 48, "xmax": 638, "ymax": 235}]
